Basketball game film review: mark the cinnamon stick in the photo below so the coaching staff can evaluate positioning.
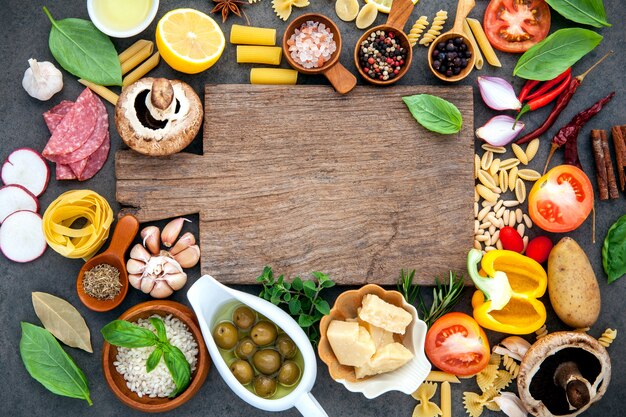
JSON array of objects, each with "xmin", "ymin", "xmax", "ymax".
[
  {"xmin": 591, "ymin": 130, "xmax": 609, "ymax": 200},
  {"xmin": 611, "ymin": 125, "xmax": 626, "ymax": 191},
  {"xmin": 600, "ymin": 130, "xmax": 619, "ymax": 198}
]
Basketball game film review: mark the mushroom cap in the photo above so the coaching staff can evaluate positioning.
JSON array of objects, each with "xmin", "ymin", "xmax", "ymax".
[
  {"xmin": 115, "ymin": 77, "xmax": 203, "ymax": 156},
  {"xmin": 518, "ymin": 331, "xmax": 611, "ymax": 417}
]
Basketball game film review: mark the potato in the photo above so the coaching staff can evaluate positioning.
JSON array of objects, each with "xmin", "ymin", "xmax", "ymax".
[{"xmin": 547, "ymin": 237, "xmax": 600, "ymax": 328}]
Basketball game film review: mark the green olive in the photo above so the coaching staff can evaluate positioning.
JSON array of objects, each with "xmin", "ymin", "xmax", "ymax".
[
  {"xmin": 235, "ymin": 337, "xmax": 258, "ymax": 359},
  {"xmin": 213, "ymin": 321, "xmax": 238, "ymax": 350},
  {"xmin": 253, "ymin": 349, "xmax": 282, "ymax": 375},
  {"xmin": 230, "ymin": 359, "xmax": 254, "ymax": 385},
  {"xmin": 250, "ymin": 321, "xmax": 278, "ymax": 346},
  {"xmin": 254, "ymin": 375, "xmax": 277, "ymax": 399},
  {"xmin": 232, "ymin": 305, "xmax": 257, "ymax": 330},
  {"xmin": 277, "ymin": 361, "xmax": 301, "ymax": 387},
  {"xmin": 276, "ymin": 334, "xmax": 298, "ymax": 359}
]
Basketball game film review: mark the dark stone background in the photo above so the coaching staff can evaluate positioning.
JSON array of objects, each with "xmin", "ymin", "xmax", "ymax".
[{"xmin": 1, "ymin": 0, "xmax": 624, "ymax": 416}]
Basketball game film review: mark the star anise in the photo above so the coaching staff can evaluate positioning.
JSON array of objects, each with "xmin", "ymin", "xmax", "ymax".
[{"xmin": 211, "ymin": 0, "xmax": 250, "ymax": 24}]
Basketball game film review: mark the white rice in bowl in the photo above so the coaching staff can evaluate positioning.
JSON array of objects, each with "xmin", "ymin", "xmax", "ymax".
[{"xmin": 113, "ymin": 314, "xmax": 199, "ymax": 398}]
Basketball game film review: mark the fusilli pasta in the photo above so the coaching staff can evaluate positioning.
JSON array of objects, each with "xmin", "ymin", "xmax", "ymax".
[
  {"xmin": 408, "ymin": 16, "xmax": 429, "ymax": 47},
  {"xmin": 598, "ymin": 328, "xmax": 617, "ymax": 347},
  {"xmin": 419, "ymin": 10, "xmax": 447, "ymax": 46}
]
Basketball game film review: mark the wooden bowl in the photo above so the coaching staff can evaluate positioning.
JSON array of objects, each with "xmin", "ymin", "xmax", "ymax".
[
  {"xmin": 353, "ymin": 0, "xmax": 415, "ymax": 86},
  {"xmin": 102, "ymin": 300, "xmax": 211, "ymax": 413},
  {"xmin": 427, "ymin": 0, "xmax": 476, "ymax": 82}
]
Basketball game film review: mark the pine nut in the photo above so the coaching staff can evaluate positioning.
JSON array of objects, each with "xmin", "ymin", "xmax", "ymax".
[
  {"xmin": 499, "ymin": 169, "xmax": 509, "ymax": 193},
  {"xmin": 478, "ymin": 170, "xmax": 497, "ymax": 189},
  {"xmin": 492, "ymin": 230, "xmax": 500, "ymax": 243},
  {"xmin": 474, "ymin": 220, "xmax": 480, "ymax": 234},
  {"xmin": 503, "ymin": 210, "xmax": 510, "ymax": 223},
  {"xmin": 489, "ymin": 225, "xmax": 496, "ymax": 235},
  {"xmin": 477, "ymin": 184, "xmax": 498, "ymax": 203},
  {"xmin": 476, "ymin": 234, "xmax": 489, "ymax": 242},
  {"xmin": 502, "ymin": 200, "xmax": 519, "ymax": 207},
  {"xmin": 478, "ymin": 206, "xmax": 491, "ymax": 221},
  {"xmin": 515, "ymin": 208, "xmax": 523, "ymax": 224},
  {"xmin": 481, "ymin": 144, "xmax": 506, "ymax": 154},
  {"xmin": 479, "ymin": 221, "xmax": 492, "ymax": 230},
  {"xmin": 481, "ymin": 151, "xmax": 494, "ymax": 171},
  {"xmin": 496, "ymin": 206, "xmax": 506, "ymax": 218},
  {"xmin": 512, "ymin": 143, "xmax": 529, "ymax": 165},
  {"xmin": 518, "ymin": 169, "xmax": 541, "ymax": 181},
  {"xmin": 474, "ymin": 154, "xmax": 480, "ymax": 179},
  {"xmin": 482, "ymin": 200, "xmax": 494, "ymax": 208},
  {"xmin": 474, "ymin": 240, "xmax": 482, "ymax": 250},
  {"xmin": 500, "ymin": 158, "xmax": 520, "ymax": 171},
  {"xmin": 523, "ymin": 214, "xmax": 533, "ymax": 228},
  {"xmin": 474, "ymin": 202, "xmax": 479, "ymax": 218},
  {"xmin": 496, "ymin": 239, "xmax": 503, "ymax": 250},
  {"xmin": 475, "ymin": 188, "xmax": 480, "ymax": 202},
  {"xmin": 509, "ymin": 166, "xmax": 518, "ymax": 191},
  {"xmin": 494, "ymin": 200, "xmax": 504, "ymax": 212},
  {"xmin": 517, "ymin": 223, "xmax": 525, "ymax": 236},
  {"xmin": 489, "ymin": 159, "xmax": 501, "ymax": 176},
  {"xmin": 508, "ymin": 211, "xmax": 516, "ymax": 227},
  {"xmin": 515, "ymin": 178, "xmax": 526, "ymax": 203},
  {"xmin": 487, "ymin": 213, "xmax": 499, "ymax": 225},
  {"xmin": 485, "ymin": 246, "xmax": 496, "ymax": 252},
  {"xmin": 523, "ymin": 236, "xmax": 529, "ymax": 252},
  {"xmin": 492, "ymin": 186, "xmax": 502, "ymax": 194},
  {"xmin": 525, "ymin": 138, "xmax": 540, "ymax": 163}
]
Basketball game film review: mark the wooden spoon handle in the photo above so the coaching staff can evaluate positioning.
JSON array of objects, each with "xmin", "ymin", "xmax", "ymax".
[
  {"xmin": 452, "ymin": 0, "xmax": 476, "ymax": 34},
  {"xmin": 387, "ymin": 0, "xmax": 416, "ymax": 32},
  {"xmin": 106, "ymin": 214, "xmax": 140, "ymax": 260},
  {"xmin": 323, "ymin": 63, "xmax": 357, "ymax": 95}
]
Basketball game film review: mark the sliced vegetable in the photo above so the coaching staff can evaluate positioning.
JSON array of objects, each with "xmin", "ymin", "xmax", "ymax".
[
  {"xmin": 477, "ymin": 76, "xmax": 521, "ymax": 111},
  {"xmin": 402, "ymin": 94, "xmax": 463, "ymax": 135},
  {"xmin": 0, "ymin": 185, "xmax": 38, "ymax": 223},
  {"xmin": 602, "ymin": 214, "xmax": 626, "ymax": 283},
  {"xmin": 545, "ymin": 0, "xmax": 610, "ymax": 28},
  {"xmin": 1, "ymin": 148, "xmax": 49, "ymax": 197},
  {"xmin": 476, "ymin": 115, "xmax": 525, "ymax": 147},
  {"xmin": 0, "ymin": 210, "xmax": 46, "ymax": 263},
  {"xmin": 484, "ymin": 0, "xmax": 551, "ymax": 53}
]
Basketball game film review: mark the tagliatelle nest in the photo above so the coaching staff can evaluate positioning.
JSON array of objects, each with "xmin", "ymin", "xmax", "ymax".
[{"xmin": 272, "ymin": 0, "xmax": 310, "ymax": 21}]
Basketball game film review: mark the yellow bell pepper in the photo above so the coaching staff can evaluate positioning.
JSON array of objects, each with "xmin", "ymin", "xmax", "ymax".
[{"xmin": 467, "ymin": 249, "xmax": 547, "ymax": 335}]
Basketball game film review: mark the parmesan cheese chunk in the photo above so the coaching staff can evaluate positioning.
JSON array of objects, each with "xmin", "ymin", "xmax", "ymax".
[
  {"xmin": 358, "ymin": 294, "xmax": 413, "ymax": 334},
  {"xmin": 359, "ymin": 319, "xmax": 395, "ymax": 350},
  {"xmin": 327, "ymin": 320, "xmax": 376, "ymax": 367},
  {"xmin": 354, "ymin": 342, "xmax": 414, "ymax": 379}
]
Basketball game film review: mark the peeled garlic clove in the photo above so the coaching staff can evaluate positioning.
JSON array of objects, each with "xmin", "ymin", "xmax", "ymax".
[
  {"xmin": 163, "ymin": 257, "xmax": 184, "ymax": 274},
  {"xmin": 161, "ymin": 218, "xmax": 191, "ymax": 247},
  {"xmin": 129, "ymin": 273, "xmax": 143, "ymax": 289},
  {"xmin": 126, "ymin": 258, "xmax": 146, "ymax": 275},
  {"xmin": 141, "ymin": 225, "xmax": 161, "ymax": 255},
  {"xmin": 130, "ymin": 243, "xmax": 151, "ymax": 263},
  {"xmin": 173, "ymin": 245, "xmax": 200, "ymax": 268},
  {"xmin": 164, "ymin": 272, "xmax": 188, "ymax": 291},
  {"xmin": 140, "ymin": 276, "xmax": 156, "ymax": 294},
  {"xmin": 150, "ymin": 280, "xmax": 174, "ymax": 298},
  {"xmin": 170, "ymin": 232, "xmax": 196, "ymax": 256}
]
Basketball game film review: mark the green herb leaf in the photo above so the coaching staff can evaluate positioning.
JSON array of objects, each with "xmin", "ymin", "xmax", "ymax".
[
  {"xmin": 288, "ymin": 299, "xmax": 302, "ymax": 315},
  {"xmin": 291, "ymin": 277, "xmax": 303, "ymax": 291},
  {"xmin": 298, "ymin": 314, "xmax": 316, "ymax": 328},
  {"xmin": 150, "ymin": 318, "xmax": 168, "ymax": 343},
  {"xmin": 545, "ymin": 0, "xmax": 611, "ymax": 28},
  {"xmin": 417, "ymin": 272, "xmax": 465, "ymax": 327},
  {"xmin": 303, "ymin": 280, "xmax": 317, "ymax": 298},
  {"xmin": 146, "ymin": 347, "xmax": 163, "ymax": 373},
  {"xmin": 101, "ymin": 320, "xmax": 158, "ymax": 348},
  {"xmin": 314, "ymin": 299, "xmax": 331, "ymax": 315},
  {"xmin": 514, "ymin": 28, "xmax": 603, "ymax": 81},
  {"xmin": 402, "ymin": 94, "xmax": 462, "ymax": 134},
  {"xmin": 602, "ymin": 214, "xmax": 626, "ymax": 283},
  {"xmin": 20, "ymin": 323, "xmax": 92, "ymax": 405},
  {"xmin": 397, "ymin": 269, "xmax": 419, "ymax": 304},
  {"xmin": 163, "ymin": 345, "xmax": 191, "ymax": 397}
]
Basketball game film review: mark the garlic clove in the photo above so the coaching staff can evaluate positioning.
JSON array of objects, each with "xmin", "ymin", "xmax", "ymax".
[
  {"xmin": 129, "ymin": 273, "xmax": 143, "ymax": 289},
  {"xmin": 130, "ymin": 243, "xmax": 152, "ymax": 263},
  {"xmin": 493, "ymin": 336, "xmax": 531, "ymax": 361},
  {"xmin": 170, "ymin": 232, "xmax": 196, "ymax": 256},
  {"xmin": 150, "ymin": 280, "xmax": 174, "ymax": 298},
  {"xmin": 164, "ymin": 272, "xmax": 188, "ymax": 291},
  {"xmin": 140, "ymin": 276, "xmax": 156, "ymax": 294},
  {"xmin": 493, "ymin": 392, "xmax": 528, "ymax": 417},
  {"xmin": 141, "ymin": 225, "xmax": 161, "ymax": 255},
  {"xmin": 172, "ymin": 244, "xmax": 200, "ymax": 268},
  {"xmin": 161, "ymin": 218, "xmax": 191, "ymax": 247},
  {"xmin": 163, "ymin": 257, "xmax": 184, "ymax": 274},
  {"xmin": 126, "ymin": 258, "xmax": 146, "ymax": 275}
]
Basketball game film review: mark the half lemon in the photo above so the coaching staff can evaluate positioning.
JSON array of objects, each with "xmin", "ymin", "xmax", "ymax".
[{"xmin": 364, "ymin": 0, "xmax": 419, "ymax": 14}]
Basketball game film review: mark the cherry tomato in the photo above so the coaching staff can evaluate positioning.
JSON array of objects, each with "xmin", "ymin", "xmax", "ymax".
[
  {"xmin": 484, "ymin": 0, "xmax": 551, "ymax": 53},
  {"xmin": 528, "ymin": 165, "xmax": 593, "ymax": 233},
  {"xmin": 499, "ymin": 226, "xmax": 524, "ymax": 253},
  {"xmin": 425, "ymin": 312, "xmax": 490, "ymax": 376},
  {"xmin": 525, "ymin": 236, "xmax": 553, "ymax": 263}
]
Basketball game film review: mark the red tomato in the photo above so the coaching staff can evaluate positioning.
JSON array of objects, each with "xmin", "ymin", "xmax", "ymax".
[
  {"xmin": 499, "ymin": 226, "xmax": 524, "ymax": 253},
  {"xmin": 425, "ymin": 312, "xmax": 490, "ymax": 376},
  {"xmin": 525, "ymin": 236, "xmax": 553, "ymax": 263},
  {"xmin": 528, "ymin": 165, "xmax": 593, "ymax": 233},
  {"xmin": 484, "ymin": 0, "xmax": 551, "ymax": 53}
]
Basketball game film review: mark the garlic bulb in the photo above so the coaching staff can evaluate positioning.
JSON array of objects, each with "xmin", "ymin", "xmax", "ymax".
[
  {"xmin": 22, "ymin": 59, "xmax": 63, "ymax": 101},
  {"xmin": 127, "ymin": 243, "xmax": 188, "ymax": 299}
]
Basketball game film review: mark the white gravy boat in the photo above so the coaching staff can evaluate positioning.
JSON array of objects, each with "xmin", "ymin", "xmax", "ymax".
[{"xmin": 187, "ymin": 275, "xmax": 329, "ymax": 417}]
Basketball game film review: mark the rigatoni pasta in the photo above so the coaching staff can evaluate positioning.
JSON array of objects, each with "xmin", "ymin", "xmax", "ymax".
[
  {"xmin": 466, "ymin": 18, "xmax": 501, "ymax": 67},
  {"xmin": 462, "ymin": 20, "xmax": 484, "ymax": 70}
]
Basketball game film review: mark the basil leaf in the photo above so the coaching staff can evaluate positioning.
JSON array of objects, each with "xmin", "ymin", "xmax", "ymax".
[
  {"xmin": 43, "ymin": 7, "xmax": 122, "ymax": 86},
  {"xmin": 150, "ymin": 317, "xmax": 168, "ymax": 343},
  {"xmin": 514, "ymin": 28, "xmax": 603, "ymax": 81},
  {"xmin": 545, "ymin": 0, "xmax": 611, "ymax": 28},
  {"xmin": 20, "ymin": 323, "xmax": 92, "ymax": 405},
  {"xmin": 163, "ymin": 345, "xmax": 191, "ymax": 397},
  {"xmin": 146, "ymin": 347, "xmax": 163, "ymax": 373},
  {"xmin": 101, "ymin": 320, "xmax": 158, "ymax": 348},
  {"xmin": 402, "ymin": 94, "xmax": 462, "ymax": 134},
  {"xmin": 602, "ymin": 214, "xmax": 626, "ymax": 283}
]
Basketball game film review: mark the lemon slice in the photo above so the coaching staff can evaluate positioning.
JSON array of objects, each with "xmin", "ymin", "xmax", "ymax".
[
  {"xmin": 156, "ymin": 8, "xmax": 225, "ymax": 74},
  {"xmin": 335, "ymin": 0, "xmax": 359, "ymax": 22},
  {"xmin": 364, "ymin": 0, "xmax": 418, "ymax": 14}
]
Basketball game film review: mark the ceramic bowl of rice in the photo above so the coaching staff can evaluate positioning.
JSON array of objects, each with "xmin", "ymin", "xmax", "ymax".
[{"xmin": 102, "ymin": 300, "xmax": 210, "ymax": 412}]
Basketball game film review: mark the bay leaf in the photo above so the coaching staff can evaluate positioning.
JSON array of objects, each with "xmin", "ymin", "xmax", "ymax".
[{"xmin": 32, "ymin": 292, "xmax": 92, "ymax": 353}]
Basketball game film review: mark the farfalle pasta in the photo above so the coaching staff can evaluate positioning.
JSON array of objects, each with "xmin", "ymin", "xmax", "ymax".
[
  {"xmin": 272, "ymin": 0, "xmax": 310, "ymax": 21},
  {"xmin": 412, "ymin": 382, "xmax": 442, "ymax": 417}
]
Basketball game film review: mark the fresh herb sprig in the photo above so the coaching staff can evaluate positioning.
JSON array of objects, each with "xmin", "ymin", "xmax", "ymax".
[
  {"xmin": 397, "ymin": 269, "xmax": 420, "ymax": 304},
  {"xmin": 101, "ymin": 317, "xmax": 191, "ymax": 397},
  {"xmin": 257, "ymin": 266, "xmax": 335, "ymax": 347}
]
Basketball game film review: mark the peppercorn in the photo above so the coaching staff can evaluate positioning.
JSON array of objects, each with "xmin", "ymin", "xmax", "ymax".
[
  {"xmin": 358, "ymin": 29, "xmax": 407, "ymax": 81},
  {"xmin": 431, "ymin": 37, "xmax": 470, "ymax": 78}
]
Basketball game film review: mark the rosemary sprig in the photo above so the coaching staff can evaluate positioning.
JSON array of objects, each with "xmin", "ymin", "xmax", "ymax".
[
  {"xmin": 397, "ymin": 269, "xmax": 420, "ymax": 304},
  {"xmin": 417, "ymin": 271, "xmax": 465, "ymax": 327}
]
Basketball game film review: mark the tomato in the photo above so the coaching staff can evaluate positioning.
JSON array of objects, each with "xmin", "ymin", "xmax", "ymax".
[
  {"xmin": 499, "ymin": 226, "xmax": 524, "ymax": 253},
  {"xmin": 528, "ymin": 165, "xmax": 593, "ymax": 233},
  {"xmin": 525, "ymin": 236, "xmax": 553, "ymax": 263},
  {"xmin": 425, "ymin": 312, "xmax": 490, "ymax": 376},
  {"xmin": 484, "ymin": 0, "xmax": 551, "ymax": 53}
]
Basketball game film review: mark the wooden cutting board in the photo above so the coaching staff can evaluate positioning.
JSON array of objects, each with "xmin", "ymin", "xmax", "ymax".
[{"xmin": 116, "ymin": 84, "xmax": 474, "ymax": 285}]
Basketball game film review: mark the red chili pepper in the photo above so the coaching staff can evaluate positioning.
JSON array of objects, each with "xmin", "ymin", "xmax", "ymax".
[
  {"xmin": 525, "ymin": 68, "xmax": 572, "ymax": 101},
  {"xmin": 515, "ymin": 73, "xmax": 572, "ymax": 123},
  {"xmin": 518, "ymin": 79, "xmax": 540, "ymax": 103}
]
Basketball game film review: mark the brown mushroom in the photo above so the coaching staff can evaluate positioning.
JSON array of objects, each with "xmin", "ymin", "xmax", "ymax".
[
  {"xmin": 115, "ymin": 77, "xmax": 203, "ymax": 156},
  {"xmin": 517, "ymin": 331, "xmax": 611, "ymax": 417}
]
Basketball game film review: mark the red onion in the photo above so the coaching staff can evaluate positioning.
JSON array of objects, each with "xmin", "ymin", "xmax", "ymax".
[
  {"xmin": 476, "ymin": 115, "xmax": 525, "ymax": 146},
  {"xmin": 478, "ymin": 76, "xmax": 522, "ymax": 111}
]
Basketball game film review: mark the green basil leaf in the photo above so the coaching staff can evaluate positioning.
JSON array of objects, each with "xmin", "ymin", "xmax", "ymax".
[
  {"xmin": 602, "ymin": 214, "xmax": 626, "ymax": 283},
  {"xmin": 545, "ymin": 0, "xmax": 611, "ymax": 28},
  {"xmin": 20, "ymin": 323, "xmax": 92, "ymax": 405},
  {"xmin": 514, "ymin": 28, "xmax": 603, "ymax": 81},
  {"xmin": 402, "ymin": 94, "xmax": 462, "ymax": 134},
  {"xmin": 146, "ymin": 347, "xmax": 163, "ymax": 373},
  {"xmin": 150, "ymin": 318, "xmax": 168, "ymax": 343},
  {"xmin": 101, "ymin": 320, "xmax": 158, "ymax": 348},
  {"xmin": 43, "ymin": 7, "xmax": 122, "ymax": 86},
  {"xmin": 163, "ymin": 345, "xmax": 191, "ymax": 397}
]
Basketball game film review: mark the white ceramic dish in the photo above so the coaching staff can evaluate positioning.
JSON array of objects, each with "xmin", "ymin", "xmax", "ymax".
[
  {"xmin": 87, "ymin": 0, "xmax": 159, "ymax": 38},
  {"xmin": 187, "ymin": 275, "xmax": 328, "ymax": 417}
]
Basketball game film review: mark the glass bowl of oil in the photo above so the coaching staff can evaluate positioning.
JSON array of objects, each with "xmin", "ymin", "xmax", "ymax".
[{"xmin": 87, "ymin": 0, "xmax": 159, "ymax": 38}]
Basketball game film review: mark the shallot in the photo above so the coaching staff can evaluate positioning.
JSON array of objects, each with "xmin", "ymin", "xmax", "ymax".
[
  {"xmin": 476, "ymin": 115, "xmax": 525, "ymax": 147},
  {"xmin": 477, "ymin": 76, "xmax": 521, "ymax": 111}
]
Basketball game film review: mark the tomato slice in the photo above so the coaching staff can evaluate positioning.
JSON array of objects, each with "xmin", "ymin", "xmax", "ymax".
[
  {"xmin": 425, "ymin": 312, "xmax": 490, "ymax": 376},
  {"xmin": 528, "ymin": 165, "xmax": 593, "ymax": 233},
  {"xmin": 484, "ymin": 0, "xmax": 551, "ymax": 53}
]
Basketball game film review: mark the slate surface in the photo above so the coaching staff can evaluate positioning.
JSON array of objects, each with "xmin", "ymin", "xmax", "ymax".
[{"xmin": 1, "ymin": 1, "xmax": 624, "ymax": 416}]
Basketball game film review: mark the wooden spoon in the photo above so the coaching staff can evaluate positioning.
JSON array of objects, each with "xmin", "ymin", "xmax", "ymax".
[
  {"xmin": 283, "ymin": 13, "xmax": 356, "ymax": 95},
  {"xmin": 427, "ymin": 0, "xmax": 476, "ymax": 82},
  {"xmin": 76, "ymin": 215, "xmax": 139, "ymax": 312}
]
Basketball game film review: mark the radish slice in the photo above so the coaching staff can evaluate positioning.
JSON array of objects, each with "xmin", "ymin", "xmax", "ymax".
[
  {"xmin": 0, "ymin": 210, "xmax": 46, "ymax": 262},
  {"xmin": 1, "ymin": 148, "xmax": 50, "ymax": 196},
  {"xmin": 0, "ymin": 185, "xmax": 38, "ymax": 223}
]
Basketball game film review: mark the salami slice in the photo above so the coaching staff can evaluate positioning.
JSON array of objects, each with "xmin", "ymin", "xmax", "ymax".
[
  {"xmin": 55, "ymin": 163, "xmax": 77, "ymax": 180},
  {"xmin": 43, "ymin": 100, "xmax": 74, "ymax": 133},
  {"xmin": 42, "ymin": 88, "xmax": 97, "ymax": 157},
  {"xmin": 69, "ymin": 158, "xmax": 89, "ymax": 177},
  {"xmin": 79, "ymin": 132, "xmax": 110, "ymax": 181}
]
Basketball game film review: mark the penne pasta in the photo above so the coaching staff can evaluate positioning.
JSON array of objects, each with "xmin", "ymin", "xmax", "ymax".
[
  {"xmin": 118, "ymin": 39, "xmax": 153, "ymax": 65},
  {"xmin": 466, "ymin": 18, "xmax": 501, "ymax": 68},
  {"xmin": 425, "ymin": 370, "xmax": 461, "ymax": 383},
  {"xmin": 77, "ymin": 79, "xmax": 119, "ymax": 105},
  {"xmin": 441, "ymin": 381, "xmax": 451, "ymax": 417},
  {"xmin": 463, "ymin": 20, "xmax": 484, "ymax": 70},
  {"xmin": 123, "ymin": 52, "xmax": 161, "ymax": 87},
  {"xmin": 121, "ymin": 41, "xmax": 154, "ymax": 75}
]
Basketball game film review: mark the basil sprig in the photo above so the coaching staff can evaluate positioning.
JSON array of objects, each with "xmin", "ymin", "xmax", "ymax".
[
  {"xmin": 545, "ymin": 0, "xmax": 611, "ymax": 28},
  {"xmin": 402, "ymin": 94, "xmax": 463, "ymax": 135},
  {"xmin": 101, "ymin": 318, "xmax": 191, "ymax": 396},
  {"xmin": 514, "ymin": 28, "xmax": 603, "ymax": 81},
  {"xmin": 602, "ymin": 214, "xmax": 626, "ymax": 283}
]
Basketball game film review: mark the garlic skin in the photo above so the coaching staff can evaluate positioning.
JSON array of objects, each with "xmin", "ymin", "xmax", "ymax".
[
  {"xmin": 493, "ymin": 336, "xmax": 531, "ymax": 361},
  {"xmin": 493, "ymin": 392, "xmax": 528, "ymax": 417},
  {"xmin": 22, "ymin": 59, "xmax": 63, "ymax": 101}
]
